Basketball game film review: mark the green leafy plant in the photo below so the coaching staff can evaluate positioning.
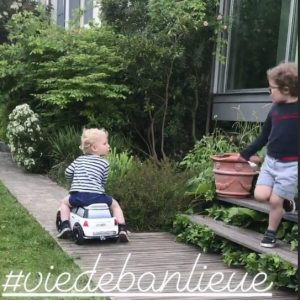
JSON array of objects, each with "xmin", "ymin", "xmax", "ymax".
[
  {"xmin": 277, "ymin": 223, "xmax": 298, "ymax": 251},
  {"xmin": 206, "ymin": 205, "xmax": 268, "ymax": 230},
  {"xmin": 106, "ymin": 147, "xmax": 134, "ymax": 185},
  {"xmin": 0, "ymin": 6, "xmax": 130, "ymax": 142},
  {"xmin": 172, "ymin": 214, "xmax": 298, "ymax": 291},
  {"xmin": 180, "ymin": 129, "xmax": 239, "ymax": 201},
  {"xmin": 180, "ymin": 107, "xmax": 266, "ymax": 202},
  {"xmin": 205, "ymin": 204, "xmax": 298, "ymax": 250},
  {"xmin": 231, "ymin": 107, "xmax": 262, "ymax": 149},
  {"xmin": 48, "ymin": 126, "xmax": 82, "ymax": 166},
  {"xmin": 106, "ymin": 159, "xmax": 196, "ymax": 232}
]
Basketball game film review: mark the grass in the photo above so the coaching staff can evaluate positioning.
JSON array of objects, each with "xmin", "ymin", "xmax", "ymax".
[{"xmin": 0, "ymin": 181, "xmax": 107, "ymax": 300}]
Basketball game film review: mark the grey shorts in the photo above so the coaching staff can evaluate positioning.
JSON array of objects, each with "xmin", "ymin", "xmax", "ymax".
[{"xmin": 257, "ymin": 155, "xmax": 298, "ymax": 200}]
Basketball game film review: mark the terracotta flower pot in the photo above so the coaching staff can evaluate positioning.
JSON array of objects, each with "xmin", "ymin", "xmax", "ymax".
[{"xmin": 210, "ymin": 153, "xmax": 262, "ymax": 199}]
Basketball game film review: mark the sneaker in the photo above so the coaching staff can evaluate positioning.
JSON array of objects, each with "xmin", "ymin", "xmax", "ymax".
[
  {"xmin": 260, "ymin": 235, "xmax": 276, "ymax": 248},
  {"xmin": 283, "ymin": 199, "xmax": 296, "ymax": 213},
  {"xmin": 57, "ymin": 221, "xmax": 71, "ymax": 239},
  {"xmin": 118, "ymin": 224, "xmax": 129, "ymax": 242}
]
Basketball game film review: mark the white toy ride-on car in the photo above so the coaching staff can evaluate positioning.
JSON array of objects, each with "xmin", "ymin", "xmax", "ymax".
[{"xmin": 56, "ymin": 203, "xmax": 119, "ymax": 245}]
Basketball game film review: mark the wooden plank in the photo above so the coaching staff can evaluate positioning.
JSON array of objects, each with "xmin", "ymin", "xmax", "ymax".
[
  {"xmin": 188, "ymin": 215, "xmax": 298, "ymax": 268},
  {"xmin": 54, "ymin": 231, "xmax": 297, "ymax": 299},
  {"xmin": 215, "ymin": 196, "xmax": 298, "ymax": 223}
]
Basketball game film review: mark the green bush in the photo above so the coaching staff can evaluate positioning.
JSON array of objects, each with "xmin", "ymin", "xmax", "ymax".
[
  {"xmin": 46, "ymin": 130, "xmax": 195, "ymax": 232},
  {"xmin": 106, "ymin": 147, "xmax": 134, "ymax": 186},
  {"xmin": 0, "ymin": 6, "xmax": 130, "ymax": 142},
  {"xmin": 180, "ymin": 129, "xmax": 240, "ymax": 201},
  {"xmin": 106, "ymin": 159, "xmax": 196, "ymax": 231},
  {"xmin": 48, "ymin": 126, "xmax": 82, "ymax": 166},
  {"xmin": 180, "ymin": 114, "xmax": 265, "ymax": 202}
]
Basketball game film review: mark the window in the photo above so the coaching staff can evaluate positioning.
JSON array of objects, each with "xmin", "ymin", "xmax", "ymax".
[
  {"xmin": 57, "ymin": 0, "xmax": 66, "ymax": 28},
  {"xmin": 87, "ymin": 209, "xmax": 112, "ymax": 219},
  {"xmin": 291, "ymin": 35, "xmax": 298, "ymax": 62},
  {"xmin": 289, "ymin": 9, "xmax": 298, "ymax": 62},
  {"xmin": 226, "ymin": 0, "xmax": 292, "ymax": 90},
  {"xmin": 54, "ymin": 0, "xmax": 98, "ymax": 28},
  {"xmin": 69, "ymin": 0, "xmax": 81, "ymax": 21},
  {"xmin": 84, "ymin": 0, "xmax": 94, "ymax": 25},
  {"xmin": 76, "ymin": 207, "xmax": 85, "ymax": 217}
]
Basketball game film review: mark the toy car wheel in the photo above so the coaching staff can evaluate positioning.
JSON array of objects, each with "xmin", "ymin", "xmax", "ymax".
[
  {"xmin": 56, "ymin": 211, "xmax": 61, "ymax": 232},
  {"xmin": 73, "ymin": 225, "xmax": 85, "ymax": 245}
]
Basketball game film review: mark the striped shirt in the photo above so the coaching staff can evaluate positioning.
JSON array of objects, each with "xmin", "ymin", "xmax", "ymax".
[{"xmin": 65, "ymin": 155, "xmax": 109, "ymax": 194}]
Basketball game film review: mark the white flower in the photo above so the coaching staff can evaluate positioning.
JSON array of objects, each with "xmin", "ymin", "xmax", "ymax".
[
  {"xmin": 27, "ymin": 147, "xmax": 35, "ymax": 154},
  {"xmin": 6, "ymin": 104, "xmax": 44, "ymax": 171}
]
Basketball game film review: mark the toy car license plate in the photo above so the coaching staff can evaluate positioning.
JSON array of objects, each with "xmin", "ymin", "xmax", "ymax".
[{"xmin": 93, "ymin": 231, "xmax": 116, "ymax": 236}]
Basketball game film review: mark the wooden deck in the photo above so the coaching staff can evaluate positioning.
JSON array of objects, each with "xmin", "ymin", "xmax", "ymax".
[
  {"xmin": 188, "ymin": 215, "xmax": 298, "ymax": 268},
  {"xmin": 0, "ymin": 153, "xmax": 298, "ymax": 299},
  {"xmin": 216, "ymin": 196, "xmax": 298, "ymax": 223},
  {"xmin": 53, "ymin": 232, "xmax": 300, "ymax": 300}
]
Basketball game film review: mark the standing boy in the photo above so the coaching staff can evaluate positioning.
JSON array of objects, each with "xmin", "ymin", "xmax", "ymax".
[{"xmin": 239, "ymin": 62, "xmax": 298, "ymax": 248}]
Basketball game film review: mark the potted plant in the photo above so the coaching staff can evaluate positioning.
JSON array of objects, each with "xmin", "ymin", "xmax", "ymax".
[{"xmin": 210, "ymin": 153, "xmax": 262, "ymax": 199}]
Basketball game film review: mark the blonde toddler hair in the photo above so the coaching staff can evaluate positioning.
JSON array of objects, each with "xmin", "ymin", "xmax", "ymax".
[{"xmin": 79, "ymin": 128, "xmax": 108, "ymax": 154}]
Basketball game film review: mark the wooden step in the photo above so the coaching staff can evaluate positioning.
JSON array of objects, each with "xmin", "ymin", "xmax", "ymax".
[
  {"xmin": 188, "ymin": 215, "xmax": 298, "ymax": 268},
  {"xmin": 215, "ymin": 195, "xmax": 298, "ymax": 223}
]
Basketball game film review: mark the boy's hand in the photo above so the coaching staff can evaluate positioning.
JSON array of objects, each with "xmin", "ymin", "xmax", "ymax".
[{"xmin": 237, "ymin": 154, "xmax": 259, "ymax": 170}]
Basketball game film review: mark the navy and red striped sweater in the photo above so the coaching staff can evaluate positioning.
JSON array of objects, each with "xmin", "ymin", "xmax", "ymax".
[{"xmin": 240, "ymin": 102, "xmax": 298, "ymax": 162}]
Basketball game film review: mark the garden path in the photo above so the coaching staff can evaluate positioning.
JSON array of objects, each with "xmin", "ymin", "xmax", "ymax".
[{"xmin": 0, "ymin": 152, "xmax": 297, "ymax": 300}]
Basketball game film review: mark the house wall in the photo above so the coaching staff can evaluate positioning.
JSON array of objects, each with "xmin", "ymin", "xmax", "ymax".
[
  {"xmin": 211, "ymin": 0, "xmax": 298, "ymax": 122},
  {"xmin": 212, "ymin": 93, "xmax": 272, "ymax": 122}
]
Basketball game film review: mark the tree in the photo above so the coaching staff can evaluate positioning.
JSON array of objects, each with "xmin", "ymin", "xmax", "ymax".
[
  {"xmin": 101, "ymin": 0, "xmax": 229, "ymax": 163},
  {"xmin": 0, "ymin": 0, "xmax": 39, "ymax": 44},
  {"xmin": 0, "ymin": 6, "xmax": 130, "ymax": 140}
]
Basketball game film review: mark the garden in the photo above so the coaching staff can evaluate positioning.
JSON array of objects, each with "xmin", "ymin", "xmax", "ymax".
[
  {"xmin": 0, "ymin": 0, "xmax": 235, "ymax": 231},
  {"xmin": 0, "ymin": 0, "xmax": 298, "ymax": 294}
]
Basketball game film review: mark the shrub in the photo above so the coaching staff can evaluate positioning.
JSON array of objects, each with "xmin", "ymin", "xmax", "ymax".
[
  {"xmin": 106, "ymin": 159, "xmax": 195, "ymax": 231},
  {"xmin": 180, "ymin": 129, "xmax": 239, "ymax": 201},
  {"xmin": 180, "ymin": 114, "xmax": 266, "ymax": 202},
  {"xmin": 106, "ymin": 147, "xmax": 134, "ymax": 186},
  {"xmin": 0, "ymin": 6, "xmax": 131, "ymax": 143},
  {"xmin": 6, "ymin": 104, "xmax": 45, "ymax": 172},
  {"xmin": 48, "ymin": 126, "xmax": 82, "ymax": 165}
]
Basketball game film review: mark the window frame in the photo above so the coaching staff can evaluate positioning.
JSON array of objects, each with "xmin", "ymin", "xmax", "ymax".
[
  {"xmin": 51, "ymin": 0, "xmax": 100, "ymax": 29},
  {"xmin": 288, "ymin": 0, "xmax": 298, "ymax": 61},
  {"xmin": 212, "ymin": 0, "xmax": 298, "ymax": 95}
]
